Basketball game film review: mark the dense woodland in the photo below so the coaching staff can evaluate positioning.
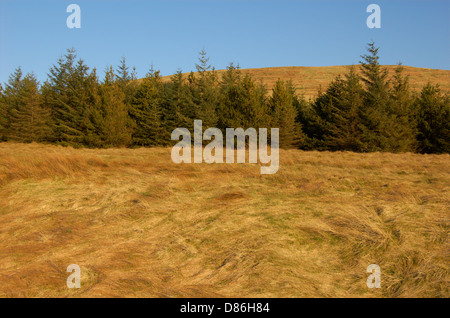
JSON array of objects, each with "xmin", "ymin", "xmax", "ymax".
[{"xmin": 0, "ymin": 42, "xmax": 449, "ymax": 153}]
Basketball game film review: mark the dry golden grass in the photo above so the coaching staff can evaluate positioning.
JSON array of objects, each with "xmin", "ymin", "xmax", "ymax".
[
  {"xmin": 160, "ymin": 65, "xmax": 450, "ymax": 100},
  {"xmin": 0, "ymin": 142, "xmax": 448, "ymax": 298}
]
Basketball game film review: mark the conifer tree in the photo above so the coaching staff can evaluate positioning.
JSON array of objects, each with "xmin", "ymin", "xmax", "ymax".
[
  {"xmin": 8, "ymin": 73, "xmax": 52, "ymax": 142},
  {"xmin": 218, "ymin": 63, "xmax": 244, "ymax": 129},
  {"xmin": 2, "ymin": 67, "xmax": 24, "ymax": 138},
  {"xmin": 98, "ymin": 66, "xmax": 133, "ymax": 147},
  {"xmin": 388, "ymin": 64, "xmax": 418, "ymax": 152},
  {"xmin": 306, "ymin": 77, "xmax": 346, "ymax": 150},
  {"xmin": 191, "ymin": 49, "xmax": 219, "ymax": 128},
  {"xmin": 240, "ymin": 75, "xmax": 269, "ymax": 129},
  {"xmin": 415, "ymin": 84, "xmax": 450, "ymax": 153},
  {"xmin": 129, "ymin": 67, "xmax": 165, "ymax": 146},
  {"xmin": 218, "ymin": 63, "xmax": 269, "ymax": 131},
  {"xmin": 358, "ymin": 41, "xmax": 393, "ymax": 151},
  {"xmin": 42, "ymin": 48, "xmax": 102, "ymax": 146},
  {"xmin": 268, "ymin": 79, "xmax": 302, "ymax": 148},
  {"xmin": 116, "ymin": 56, "xmax": 131, "ymax": 85},
  {"xmin": 164, "ymin": 70, "xmax": 193, "ymax": 133},
  {"xmin": 81, "ymin": 67, "xmax": 104, "ymax": 147},
  {"xmin": 325, "ymin": 67, "xmax": 365, "ymax": 151},
  {"xmin": 293, "ymin": 93, "xmax": 315, "ymax": 149}
]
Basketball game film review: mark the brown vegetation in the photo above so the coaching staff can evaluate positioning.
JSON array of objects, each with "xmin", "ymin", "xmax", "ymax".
[{"xmin": 0, "ymin": 143, "xmax": 448, "ymax": 297}]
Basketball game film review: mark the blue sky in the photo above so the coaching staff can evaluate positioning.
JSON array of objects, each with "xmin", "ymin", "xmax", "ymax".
[{"xmin": 1, "ymin": 0, "xmax": 449, "ymax": 84}]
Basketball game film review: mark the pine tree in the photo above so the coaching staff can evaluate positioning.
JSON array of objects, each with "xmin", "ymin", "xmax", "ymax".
[
  {"xmin": 325, "ymin": 67, "xmax": 365, "ymax": 151},
  {"xmin": 293, "ymin": 93, "xmax": 315, "ymax": 149},
  {"xmin": 218, "ymin": 63, "xmax": 269, "ymax": 132},
  {"xmin": 240, "ymin": 75, "xmax": 270, "ymax": 130},
  {"xmin": 116, "ymin": 56, "xmax": 131, "ymax": 85},
  {"xmin": 415, "ymin": 84, "xmax": 450, "ymax": 153},
  {"xmin": 8, "ymin": 73, "xmax": 52, "ymax": 142},
  {"xmin": 164, "ymin": 70, "xmax": 193, "ymax": 133},
  {"xmin": 42, "ymin": 48, "xmax": 102, "ymax": 147},
  {"xmin": 81, "ymin": 67, "xmax": 103, "ymax": 147},
  {"xmin": 218, "ymin": 63, "xmax": 244, "ymax": 129},
  {"xmin": 191, "ymin": 49, "xmax": 219, "ymax": 129},
  {"xmin": 129, "ymin": 67, "xmax": 165, "ymax": 146},
  {"xmin": 359, "ymin": 41, "xmax": 393, "ymax": 151},
  {"xmin": 98, "ymin": 66, "xmax": 133, "ymax": 147},
  {"xmin": 268, "ymin": 79, "xmax": 302, "ymax": 148},
  {"xmin": 306, "ymin": 76, "xmax": 346, "ymax": 150},
  {"xmin": 388, "ymin": 64, "xmax": 417, "ymax": 152},
  {"xmin": 2, "ymin": 68, "xmax": 24, "ymax": 138}
]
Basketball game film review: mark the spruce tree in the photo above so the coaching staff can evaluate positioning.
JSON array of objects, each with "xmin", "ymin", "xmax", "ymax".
[
  {"xmin": 415, "ymin": 84, "xmax": 450, "ymax": 153},
  {"xmin": 240, "ymin": 75, "xmax": 270, "ymax": 130},
  {"xmin": 2, "ymin": 67, "xmax": 24, "ymax": 137},
  {"xmin": 306, "ymin": 76, "xmax": 346, "ymax": 150},
  {"xmin": 191, "ymin": 49, "xmax": 219, "ymax": 129},
  {"xmin": 164, "ymin": 70, "xmax": 193, "ymax": 133},
  {"xmin": 8, "ymin": 73, "xmax": 52, "ymax": 142},
  {"xmin": 218, "ymin": 63, "xmax": 269, "ymax": 131},
  {"xmin": 80, "ymin": 67, "xmax": 103, "ymax": 147},
  {"xmin": 293, "ymin": 93, "xmax": 315, "ymax": 149},
  {"xmin": 98, "ymin": 66, "xmax": 133, "ymax": 147},
  {"xmin": 42, "ymin": 48, "xmax": 102, "ymax": 147},
  {"xmin": 359, "ymin": 41, "xmax": 393, "ymax": 151},
  {"xmin": 116, "ymin": 56, "xmax": 131, "ymax": 85},
  {"xmin": 388, "ymin": 64, "xmax": 418, "ymax": 152},
  {"xmin": 218, "ymin": 63, "xmax": 244, "ymax": 129},
  {"xmin": 268, "ymin": 79, "xmax": 302, "ymax": 148},
  {"xmin": 325, "ymin": 67, "xmax": 365, "ymax": 151},
  {"xmin": 129, "ymin": 67, "xmax": 165, "ymax": 146}
]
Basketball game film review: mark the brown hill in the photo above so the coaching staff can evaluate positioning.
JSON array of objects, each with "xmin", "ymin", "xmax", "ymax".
[{"xmin": 159, "ymin": 65, "xmax": 450, "ymax": 100}]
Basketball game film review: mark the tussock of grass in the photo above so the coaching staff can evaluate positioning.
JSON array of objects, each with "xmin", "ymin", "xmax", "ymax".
[{"xmin": 0, "ymin": 143, "xmax": 448, "ymax": 297}]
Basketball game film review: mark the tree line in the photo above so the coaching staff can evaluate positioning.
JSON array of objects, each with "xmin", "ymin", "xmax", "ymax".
[{"xmin": 0, "ymin": 42, "xmax": 448, "ymax": 153}]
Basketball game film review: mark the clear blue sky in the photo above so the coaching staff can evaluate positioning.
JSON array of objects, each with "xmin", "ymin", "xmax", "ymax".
[{"xmin": 1, "ymin": 0, "xmax": 449, "ymax": 84}]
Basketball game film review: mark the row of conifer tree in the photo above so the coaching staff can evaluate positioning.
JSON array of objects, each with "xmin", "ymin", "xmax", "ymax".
[{"xmin": 0, "ymin": 42, "xmax": 448, "ymax": 153}]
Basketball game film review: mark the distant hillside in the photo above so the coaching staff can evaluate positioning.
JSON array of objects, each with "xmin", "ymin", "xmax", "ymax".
[{"xmin": 159, "ymin": 65, "xmax": 450, "ymax": 100}]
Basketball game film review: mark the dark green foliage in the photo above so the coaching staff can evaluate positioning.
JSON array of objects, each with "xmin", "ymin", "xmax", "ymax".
[
  {"xmin": 324, "ymin": 68, "xmax": 366, "ymax": 151},
  {"xmin": 1, "ymin": 44, "xmax": 448, "ymax": 154},
  {"xmin": 415, "ymin": 84, "xmax": 450, "ymax": 153},
  {"xmin": 0, "ymin": 69, "xmax": 20, "ymax": 140},
  {"xmin": 358, "ymin": 42, "xmax": 396, "ymax": 151},
  {"xmin": 1, "ymin": 68, "xmax": 24, "ymax": 138},
  {"xmin": 98, "ymin": 66, "xmax": 133, "ymax": 147},
  {"xmin": 268, "ymin": 80, "xmax": 303, "ymax": 148},
  {"xmin": 163, "ymin": 70, "xmax": 194, "ymax": 134},
  {"xmin": 129, "ymin": 67, "xmax": 165, "ymax": 146},
  {"xmin": 1, "ymin": 68, "xmax": 52, "ymax": 142},
  {"xmin": 116, "ymin": 56, "xmax": 131, "ymax": 85},
  {"xmin": 306, "ymin": 76, "xmax": 346, "ymax": 150},
  {"xmin": 8, "ymin": 73, "xmax": 52, "ymax": 142},
  {"xmin": 218, "ymin": 63, "xmax": 269, "ymax": 130},
  {"xmin": 388, "ymin": 64, "xmax": 418, "ymax": 152},
  {"xmin": 41, "ymin": 48, "xmax": 102, "ymax": 147},
  {"xmin": 190, "ymin": 49, "xmax": 220, "ymax": 129},
  {"xmin": 357, "ymin": 42, "xmax": 417, "ymax": 152}
]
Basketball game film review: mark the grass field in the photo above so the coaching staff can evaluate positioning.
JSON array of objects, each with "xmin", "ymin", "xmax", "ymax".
[
  {"xmin": 0, "ymin": 143, "xmax": 448, "ymax": 297},
  {"xmin": 160, "ymin": 65, "xmax": 450, "ymax": 100}
]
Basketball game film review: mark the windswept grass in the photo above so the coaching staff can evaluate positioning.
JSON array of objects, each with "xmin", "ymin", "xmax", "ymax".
[{"xmin": 0, "ymin": 143, "xmax": 448, "ymax": 297}]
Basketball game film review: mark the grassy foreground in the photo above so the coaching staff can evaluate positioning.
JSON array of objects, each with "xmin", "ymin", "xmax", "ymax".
[{"xmin": 0, "ymin": 143, "xmax": 448, "ymax": 298}]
